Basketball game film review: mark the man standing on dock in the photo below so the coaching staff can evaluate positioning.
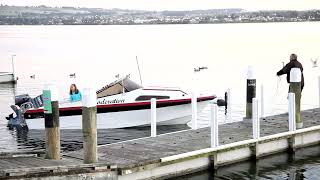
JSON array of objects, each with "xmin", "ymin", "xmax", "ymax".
[{"xmin": 276, "ymin": 53, "xmax": 304, "ymax": 91}]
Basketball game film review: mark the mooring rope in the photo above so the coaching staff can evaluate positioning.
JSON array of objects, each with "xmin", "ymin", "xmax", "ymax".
[
  {"xmin": 274, "ymin": 76, "xmax": 282, "ymax": 98},
  {"xmin": 269, "ymin": 76, "xmax": 285, "ymax": 113}
]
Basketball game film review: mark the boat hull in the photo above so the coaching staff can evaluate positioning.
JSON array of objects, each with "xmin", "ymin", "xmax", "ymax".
[{"xmin": 25, "ymin": 100, "xmax": 211, "ymax": 129}]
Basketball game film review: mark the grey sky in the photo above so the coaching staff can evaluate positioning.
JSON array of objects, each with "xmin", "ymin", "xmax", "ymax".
[{"xmin": 0, "ymin": 0, "xmax": 319, "ymax": 11}]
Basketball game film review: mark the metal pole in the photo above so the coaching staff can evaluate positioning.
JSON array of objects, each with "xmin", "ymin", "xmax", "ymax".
[
  {"xmin": 288, "ymin": 93, "xmax": 296, "ymax": 131},
  {"xmin": 43, "ymin": 85, "xmax": 60, "ymax": 160},
  {"xmin": 191, "ymin": 92, "xmax": 198, "ymax": 130},
  {"xmin": 151, "ymin": 98, "xmax": 157, "ymax": 137},
  {"xmin": 11, "ymin": 55, "xmax": 16, "ymax": 80},
  {"xmin": 136, "ymin": 56, "xmax": 143, "ymax": 86},
  {"xmin": 260, "ymin": 84, "xmax": 265, "ymax": 118},
  {"xmin": 211, "ymin": 104, "xmax": 219, "ymax": 148},
  {"xmin": 252, "ymin": 98, "xmax": 259, "ymax": 139},
  {"xmin": 82, "ymin": 88, "xmax": 98, "ymax": 164}
]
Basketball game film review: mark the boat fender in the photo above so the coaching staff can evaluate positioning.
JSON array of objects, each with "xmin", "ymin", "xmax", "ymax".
[{"xmin": 217, "ymin": 99, "xmax": 226, "ymax": 106}]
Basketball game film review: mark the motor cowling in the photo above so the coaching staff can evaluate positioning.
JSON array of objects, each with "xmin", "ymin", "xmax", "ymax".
[{"xmin": 15, "ymin": 94, "xmax": 31, "ymax": 107}]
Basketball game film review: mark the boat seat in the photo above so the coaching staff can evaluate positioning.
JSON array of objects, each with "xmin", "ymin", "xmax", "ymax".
[
  {"xmin": 30, "ymin": 94, "xmax": 44, "ymax": 109},
  {"xmin": 20, "ymin": 94, "xmax": 43, "ymax": 113}
]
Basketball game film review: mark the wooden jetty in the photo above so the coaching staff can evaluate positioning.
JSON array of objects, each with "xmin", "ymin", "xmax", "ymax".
[
  {"xmin": 1, "ymin": 108, "xmax": 320, "ymax": 179},
  {"xmin": 0, "ymin": 72, "xmax": 16, "ymax": 84},
  {"xmin": 0, "ymin": 55, "xmax": 17, "ymax": 84}
]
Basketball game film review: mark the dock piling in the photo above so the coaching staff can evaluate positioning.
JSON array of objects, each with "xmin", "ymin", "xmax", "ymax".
[
  {"xmin": 191, "ymin": 92, "xmax": 198, "ymax": 130},
  {"xmin": 82, "ymin": 88, "xmax": 98, "ymax": 164},
  {"xmin": 43, "ymin": 85, "xmax": 60, "ymax": 160},
  {"xmin": 289, "ymin": 68, "xmax": 302, "ymax": 128},
  {"xmin": 252, "ymin": 98, "xmax": 260, "ymax": 139},
  {"xmin": 210, "ymin": 104, "xmax": 219, "ymax": 148},
  {"xmin": 246, "ymin": 66, "xmax": 256, "ymax": 119},
  {"xmin": 151, "ymin": 98, "xmax": 157, "ymax": 137},
  {"xmin": 260, "ymin": 84, "xmax": 265, "ymax": 118},
  {"xmin": 11, "ymin": 54, "xmax": 16, "ymax": 80},
  {"xmin": 224, "ymin": 91, "xmax": 227, "ymax": 115},
  {"xmin": 288, "ymin": 93, "xmax": 296, "ymax": 131}
]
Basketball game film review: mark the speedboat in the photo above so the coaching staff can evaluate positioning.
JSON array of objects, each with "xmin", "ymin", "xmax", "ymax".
[{"xmin": 8, "ymin": 75, "xmax": 216, "ymax": 129}]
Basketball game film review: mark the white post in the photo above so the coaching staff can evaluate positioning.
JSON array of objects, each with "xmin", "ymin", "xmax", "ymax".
[
  {"xmin": 288, "ymin": 93, "xmax": 296, "ymax": 131},
  {"xmin": 211, "ymin": 104, "xmax": 219, "ymax": 148},
  {"xmin": 226, "ymin": 88, "xmax": 231, "ymax": 122},
  {"xmin": 252, "ymin": 98, "xmax": 260, "ymax": 139},
  {"xmin": 82, "ymin": 88, "xmax": 97, "ymax": 108},
  {"xmin": 151, "ymin": 98, "xmax": 157, "ymax": 137},
  {"xmin": 260, "ymin": 84, "xmax": 265, "ymax": 118},
  {"xmin": 318, "ymin": 76, "xmax": 320, "ymax": 108},
  {"xmin": 191, "ymin": 92, "xmax": 198, "ymax": 130},
  {"xmin": 11, "ymin": 54, "xmax": 16, "ymax": 80}
]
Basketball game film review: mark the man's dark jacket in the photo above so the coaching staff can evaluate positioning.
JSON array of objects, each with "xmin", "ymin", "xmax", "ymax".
[{"xmin": 276, "ymin": 60, "xmax": 304, "ymax": 90}]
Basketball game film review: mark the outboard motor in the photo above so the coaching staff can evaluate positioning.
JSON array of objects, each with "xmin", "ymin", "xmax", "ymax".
[
  {"xmin": 14, "ymin": 94, "xmax": 31, "ymax": 106},
  {"xmin": 6, "ymin": 94, "xmax": 34, "ymax": 130},
  {"xmin": 6, "ymin": 94, "xmax": 43, "ymax": 130},
  {"xmin": 7, "ymin": 105, "xmax": 28, "ymax": 130}
]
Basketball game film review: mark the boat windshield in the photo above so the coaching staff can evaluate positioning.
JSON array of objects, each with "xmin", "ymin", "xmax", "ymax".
[{"xmin": 96, "ymin": 75, "xmax": 142, "ymax": 98}]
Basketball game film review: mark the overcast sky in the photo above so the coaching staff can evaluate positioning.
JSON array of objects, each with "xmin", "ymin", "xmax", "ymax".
[{"xmin": 0, "ymin": 0, "xmax": 319, "ymax": 11}]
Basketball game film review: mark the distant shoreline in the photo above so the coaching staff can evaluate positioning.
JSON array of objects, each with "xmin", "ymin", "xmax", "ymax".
[
  {"xmin": 1, "ymin": 20, "xmax": 319, "ymax": 26},
  {"xmin": 1, "ymin": 5, "xmax": 319, "ymax": 26}
]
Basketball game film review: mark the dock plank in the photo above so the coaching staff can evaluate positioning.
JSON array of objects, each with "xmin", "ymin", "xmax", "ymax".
[
  {"xmin": 66, "ymin": 108, "xmax": 320, "ymax": 169},
  {"xmin": 2, "ymin": 108, "xmax": 320, "ymax": 179}
]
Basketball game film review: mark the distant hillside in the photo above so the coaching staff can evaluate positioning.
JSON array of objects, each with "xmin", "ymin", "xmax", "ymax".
[{"xmin": 0, "ymin": 5, "xmax": 319, "ymax": 25}]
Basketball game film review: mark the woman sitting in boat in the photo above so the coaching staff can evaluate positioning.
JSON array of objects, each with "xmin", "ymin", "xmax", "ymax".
[{"xmin": 69, "ymin": 84, "xmax": 82, "ymax": 102}]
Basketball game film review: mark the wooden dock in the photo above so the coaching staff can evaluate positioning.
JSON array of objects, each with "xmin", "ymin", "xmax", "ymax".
[{"xmin": 1, "ymin": 108, "xmax": 320, "ymax": 179}]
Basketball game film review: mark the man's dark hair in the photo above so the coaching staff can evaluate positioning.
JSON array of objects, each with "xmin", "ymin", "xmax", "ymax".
[{"xmin": 290, "ymin": 54, "xmax": 297, "ymax": 60}]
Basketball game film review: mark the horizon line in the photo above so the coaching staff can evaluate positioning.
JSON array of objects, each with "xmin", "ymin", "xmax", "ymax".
[{"xmin": 1, "ymin": 4, "xmax": 319, "ymax": 12}]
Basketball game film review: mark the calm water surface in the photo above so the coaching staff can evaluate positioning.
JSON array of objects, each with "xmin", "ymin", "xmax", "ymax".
[
  {"xmin": 172, "ymin": 145, "xmax": 320, "ymax": 180},
  {"xmin": 0, "ymin": 22, "xmax": 320, "ymax": 178}
]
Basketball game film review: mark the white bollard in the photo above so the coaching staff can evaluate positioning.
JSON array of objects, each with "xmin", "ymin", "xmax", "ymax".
[
  {"xmin": 288, "ymin": 93, "xmax": 296, "ymax": 131},
  {"xmin": 210, "ymin": 104, "xmax": 219, "ymax": 148},
  {"xmin": 191, "ymin": 92, "xmax": 198, "ymax": 130},
  {"xmin": 226, "ymin": 88, "xmax": 231, "ymax": 122},
  {"xmin": 318, "ymin": 76, "xmax": 320, "ymax": 108},
  {"xmin": 151, "ymin": 98, "xmax": 157, "ymax": 137},
  {"xmin": 252, "ymin": 98, "xmax": 260, "ymax": 139},
  {"xmin": 82, "ymin": 88, "xmax": 97, "ymax": 108},
  {"xmin": 260, "ymin": 84, "xmax": 265, "ymax": 118}
]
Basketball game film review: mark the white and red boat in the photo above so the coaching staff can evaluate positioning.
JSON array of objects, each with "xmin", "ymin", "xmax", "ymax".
[{"xmin": 10, "ymin": 75, "xmax": 216, "ymax": 129}]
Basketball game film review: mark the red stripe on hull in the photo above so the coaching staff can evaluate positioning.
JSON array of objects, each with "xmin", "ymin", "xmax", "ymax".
[{"xmin": 25, "ymin": 96, "xmax": 216, "ymax": 115}]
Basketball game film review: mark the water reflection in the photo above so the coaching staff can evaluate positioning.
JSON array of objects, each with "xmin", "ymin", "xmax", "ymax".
[
  {"xmin": 0, "ymin": 83, "xmax": 16, "ymax": 118},
  {"xmin": 173, "ymin": 145, "xmax": 320, "ymax": 180},
  {"xmin": 3, "ymin": 125, "xmax": 190, "ymax": 152}
]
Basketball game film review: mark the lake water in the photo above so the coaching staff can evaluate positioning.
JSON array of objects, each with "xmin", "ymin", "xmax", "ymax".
[
  {"xmin": 0, "ymin": 22, "xmax": 320, "ymax": 178},
  {"xmin": 171, "ymin": 144, "xmax": 320, "ymax": 180}
]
